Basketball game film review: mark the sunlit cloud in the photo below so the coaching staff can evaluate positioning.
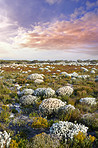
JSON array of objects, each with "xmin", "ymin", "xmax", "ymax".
[
  {"xmin": 70, "ymin": 7, "xmax": 86, "ymax": 20},
  {"xmin": 0, "ymin": 0, "xmax": 98, "ymax": 60},
  {"xmin": 0, "ymin": 15, "xmax": 18, "ymax": 41},
  {"xmin": 13, "ymin": 11, "xmax": 98, "ymax": 55}
]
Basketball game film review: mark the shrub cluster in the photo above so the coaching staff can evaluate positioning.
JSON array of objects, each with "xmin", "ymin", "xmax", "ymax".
[{"xmin": 39, "ymin": 98, "xmax": 66, "ymax": 116}]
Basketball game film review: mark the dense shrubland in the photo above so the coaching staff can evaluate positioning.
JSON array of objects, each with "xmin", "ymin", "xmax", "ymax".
[{"xmin": 0, "ymin": 60, "xmax": 98, "ymax": 147}]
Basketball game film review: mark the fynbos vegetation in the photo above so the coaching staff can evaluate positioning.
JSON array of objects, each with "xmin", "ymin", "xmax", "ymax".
[{"xmin": 0, "ymin": 60, "xmax": 98, "ymax": 148}]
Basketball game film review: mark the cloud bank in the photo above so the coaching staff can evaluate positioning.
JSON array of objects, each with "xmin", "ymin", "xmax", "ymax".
[
  {"xmin": 0, "ymin": 0, "xmax": 98, "ymax": 60},
  {"xmin": 14, "ymin": 11, "xmax": 98, "ymax": 55}
]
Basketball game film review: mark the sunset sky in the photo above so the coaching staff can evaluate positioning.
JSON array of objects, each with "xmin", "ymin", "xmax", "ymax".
[{"xmin": 0, "ymin": 0, "xmax": 98, "ymax": 60}]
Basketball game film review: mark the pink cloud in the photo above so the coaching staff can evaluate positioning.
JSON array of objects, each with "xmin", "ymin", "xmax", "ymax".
[{"xmin": 14, "ymin": 11, "xmax": 98, "ymax": 55}]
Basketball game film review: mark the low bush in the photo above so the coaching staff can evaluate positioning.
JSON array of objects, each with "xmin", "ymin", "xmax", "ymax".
[
  {"xmin": 10, "ymin": 138, "xmax": 28, "ymax": 148},
  {"xmin": 0, "ymin": 105, "xmax": 10, "ymax": 122},
  {"xmin": 58, "ymin": 109, "xmax": 81, "ymax": 122},
  {"xmin": 72, "ymin": 131, "xmax": 95, "ymax": 148},
  {"xmin": 31, "ymin": 117, "xmax": 48, "ymax": 128},
  {"xmin": 31, "ymin": 132, "xmax": 60, "ymax": 148}
]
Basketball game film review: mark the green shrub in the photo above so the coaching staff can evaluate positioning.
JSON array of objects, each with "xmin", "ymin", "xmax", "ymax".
[
  {"xmin": 58, "ymin": 109, "xmax": 81, "ymax": 122},
  {"xmin": 72, "ymin": 132, "xmax": 95, "ymax": 148},
  {"xmin": 48, "ymin": 119, "xmax": 59, "ymax": 127},
  {"xmin": 31, "ymin": 132, "xmax": 60, "ymax": 148},
  {"xmin": 0, "ymin": 105, "xmax": 10, "ymax": 122},
  {"xmin": 10, "ymin": 138, "xmax": 28, "ymax": 148},
  {"xmin": 81, "ymin": 113, "xmax": 98, "ymax": 130}
]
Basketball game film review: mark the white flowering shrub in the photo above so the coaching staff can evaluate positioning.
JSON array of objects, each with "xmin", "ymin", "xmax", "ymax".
[
  {"xmin": 43, "ymin": 88, "xmax": 55, "ymax": 98},
  {"xmin": 27, "ymin": 73, "xmax": 44, "ymax": 80},
  {"xmin": 20, "ymin": 95, "xmax": 39, "ymax": 106},
  {"xmin": 71, "ymin": 77, "xmax": 76, "ymax": 80},
  {"xmin": 57, "ymin": 70, "xmax": 60, "ymax": 72},
  {"xmin": 50, "ymin": 121, "xmax": 88, "ymax": 141},
  {"xmin": 78, "ymin": 75, "xmax": 90, "ymax": 79},
  {"xmin": 90, "ymin": 70, "xmax": 95, "ymax": 74},
  {"xmin": 39, "ymin": 68, "xmax": 44, "ymax": 71},
  {"xmin": 65, "ymin": 73, "xmax": 71, "ymax": 78},
  {"xmin": 81, "ymin": 67, "xmax": 88, "ymax": 72},
  {"xmin": 19, "ymin": 89, "xmax": 34, "ymax": 96},
  {"xmin": 39, "ymin": 98, "xmax": 66, "ymax": 116},
  {"xmin": 56, "ymin": 86, "xmax": 73, "ymax": 96},
  {"xmin": 34, "ymin": 88, "xmax": 46, "ymax": 96},
  {"xmin": 71, "ymin": 72, "xmax": 78, "ymax": 78},
  {"xmin": 52, "ymin": 75, "xmax": 56, "ymax": 78},
  {"xmin": 92, "ymin": 68, "xmax": 97, "ymax": 71},
  {"xmin": 63, "ymin": 104, "xmax": 75, "ymax": 112},
  {"xmin": 34, "ymin": 79, "xmax": 44, "ymax": 84},
  {"xmin": 0, "ymin": 131, "xmax": 11, "ymax": 148},
  {"xmin": 60, "ymin": 72, "xmax": 68, "ymax": 75},
  {"xmin": 79, "ymin": 97, "xmax": 96, "ymax": 105},
  {"xmin": 34, "ymin": 88, "xmax": 55, "ymax": 98}
]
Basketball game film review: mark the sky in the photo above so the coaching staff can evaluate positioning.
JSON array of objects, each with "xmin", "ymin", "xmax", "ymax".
[{"xmin": 0, "ymin": 0, "xmax": 98, "ymax": 60}]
